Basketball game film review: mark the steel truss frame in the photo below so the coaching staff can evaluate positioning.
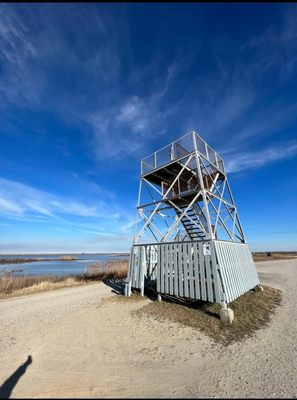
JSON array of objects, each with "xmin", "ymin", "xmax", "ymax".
[{"xmin": 133, "ymin": 134, "xmax": 246, "ymax": 245}]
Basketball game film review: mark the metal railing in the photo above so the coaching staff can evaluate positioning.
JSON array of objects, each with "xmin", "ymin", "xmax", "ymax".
[{"xmin": 141, "ymin": 131, "xmax": 225, "ymax": 176}]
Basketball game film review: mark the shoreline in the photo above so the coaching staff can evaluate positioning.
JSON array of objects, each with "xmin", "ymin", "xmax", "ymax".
[
  {"xmin": 0, "ymin": 254, "xmax": 130, "ymax": 266},
  {"xmin": 0, "ymin": 260, "xmax": 129, "ymax": 299},
  {"xmin": 0, "ymin": 256, "xmax": 78, "ymax": 265},
  {"xmin": 0, "ymin": 251, "xmax": 295, "ymax": 265}
]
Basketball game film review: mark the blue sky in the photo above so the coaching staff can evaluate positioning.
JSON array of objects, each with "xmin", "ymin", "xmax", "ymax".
[{"xmin": 0, "ymin": 3, "xmax": 297, "ymax": 253}]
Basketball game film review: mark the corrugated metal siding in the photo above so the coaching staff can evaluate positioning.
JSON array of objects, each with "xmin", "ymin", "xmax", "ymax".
[
  {"xmin": 128, "ymin": 245, "xmax": 158, "ymax": 290},
  {"xmin": 214, "ymin": 241, "xmax": 259, "ymax": 303},
  {"xmin": 128, "ymin": 240, "xmax": 259, "ymax": 304},
  {"xmin": 155, "ymin": 241, "xmax": 222, "ymax": 303}
]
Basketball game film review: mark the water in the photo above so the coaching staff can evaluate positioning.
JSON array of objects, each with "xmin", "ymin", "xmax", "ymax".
[{"xmin": 0, "ymin": 254, "xmax": 129, "ymax": 276}]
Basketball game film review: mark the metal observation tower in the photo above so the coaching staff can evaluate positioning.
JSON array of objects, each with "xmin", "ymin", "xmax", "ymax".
[{"xmin": 125, "ymin": 131, "xmax": 260, "ymax": 312}]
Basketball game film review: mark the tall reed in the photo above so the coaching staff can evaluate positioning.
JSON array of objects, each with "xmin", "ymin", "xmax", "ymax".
[{"xmin": 0, "ymin": 260, "xmax": 129, "ymax": 297}]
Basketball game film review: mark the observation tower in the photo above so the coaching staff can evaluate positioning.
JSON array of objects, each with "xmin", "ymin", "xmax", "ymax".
[{"xmin": 125, "ymin": 131, "xmax": 260, "ymax": 318}]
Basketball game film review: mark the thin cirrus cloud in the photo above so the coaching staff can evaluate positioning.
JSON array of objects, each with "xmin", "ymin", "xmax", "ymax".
[
  {"xmin": 116, "ymin": 96, "xmax": 148, "ymax": 133},
  {"xmin": 2, "ymin": 2, "xmax": 296, "ymax": 173},
  {"xmin": 86, "ymin": 59, "xmax": 180, "ymax": 160},
  {"xmin": 225, "ymin": 142, "xmax": 297, "ymax": 173},
  {"xmin": 183, "ymin": 7, "xmax": 297, "ymax": 159},
  {"xmin": 0, "ymin": 177, "xmax": 117, "ymax": 220},
  {"xmin": 87, "ymin": 92, "xmax": 175, "ymax": 160}
]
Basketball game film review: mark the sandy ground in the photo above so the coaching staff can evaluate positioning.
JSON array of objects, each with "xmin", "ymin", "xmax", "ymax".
[{"xmin": 0, "ymin": 259, "xmax": 297, "ymax": 398}]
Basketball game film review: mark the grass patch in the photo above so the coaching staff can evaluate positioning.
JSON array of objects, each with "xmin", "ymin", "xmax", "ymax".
[
  {"xmin": 134, "ymin": 285, "xmax": 282, "ymax": 345},
  {"xmin": 0, "ymin": 260, "xmax": 129, "ymax": 298}
]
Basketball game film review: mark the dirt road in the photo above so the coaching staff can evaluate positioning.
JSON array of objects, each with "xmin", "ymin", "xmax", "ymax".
[{"xmin": 0, "ymin": 259, "xmax": 297, "ymax": 398}]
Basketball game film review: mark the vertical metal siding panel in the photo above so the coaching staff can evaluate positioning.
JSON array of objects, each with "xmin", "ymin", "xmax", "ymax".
[
  {"xmin": 244, "ymin": 244, "xmax": 259, "ymax": 288},
  {"xmin": 214, "ymin": 241, "xmax": 260, "ymax": 304},
  {"xmin": 138, "ymin": 246, "xmax": 143, "ymax": 289},
  {"xmin": 233, "ymin": 244, "xmax": 244, "ymax": 299},
  {"xmin": 236, "ymin": 244, "xmax": 248, "ymax": 294},
  {"xmin": 183, "ymin": 243, "xmax": 189, "ymax": 298},
  {"xmin": 160, "ymin": 245, "xmax": 164, "ymax": 293},
  {"xmin": 221, "ymin": 242, "xmax": 232, "ymax": 303},
  {"xmin": 131, "ymin": 249, "xmax": 135, "ymax": 287},
  {"xmin": 225, "ymin": 243, "xmax": 239, "ymax": 301},
  {"xmin": 233, "ymin": 243, "xmax": 243, "ymax": 297},
  {"xmin": 236, "ymin": 244, "xmax": 246, "ymax": 296},
  {"xmin": 205, "ymin": 251, "xmax": 213, "ymax": 302},
  {"xmin": 137, "ymin": 247, "xmax": 141, "ymax": 288},
  {"xmin": 226, "ymin": 243, "xmax": 238, "ymax": 302},
  {"xmin": 178, "ymin": 243, "xmax": 184, "ymax": 297},
  {"xmin": 188, "ymin": 243, "xmax": 194, "ymax": 299},
  {"xmin": 164, "ymin": 244, "xmax": 168, "ymax": 293},
  {"xmin": 129, "ymin": 248, "xmax": 134, "ymax": 282},
  {"xmin": 136, "ymin": 247, "xmax": 141, "ymax": 288},
  {"xmin": 142, "ymin": 245, "xmax": 147, "ymax": 290},
  {"xmin": 227, "ymin": 243, "xmax": 239, "ymax": 302},
  {"xmin": 128, "ymin": 248, "xmax": 133, "ymax": 280},
  {"xmin": 157, "ymin": 245, "xmax": 161, "ymax": 292},
  {"xmin": 215, "ymin": 241, "xmax": 230, "ymax": 303},
  {"xmin": 238, "ymin": 245, "xmax": 248, "ymax": 292},
  {"xmin": 193, "ymin": 242, "xmax": 201, "ymax": 300},
  {"xmin": 210, "ymin": 241, "xmax": 220, "ymax": 303},
  {"xmin": 132, "ymin": 246, "xmax": 138, "ymax": 287},
  {"xmin": 243, "ymin": 246, "xmax": 252, "ymax": 289},
  {"xmin": 199, "ymin": 242, "xmax": 207, "ymax": 301},
  {"xmin": 174, "ymin": 244, "xmax": 178, "ymax": 296},
  {"xmin": 162, "ymin": 244, "xmax": 166, "ymax": 293},
  {"xmin": 169, "ymin": 245, "xmax": 174, "ymax": 295},
  {"xmin": 248, "ymin": 245, "xmax": 259, "ymax": 285},
  {"xmin": 225, "ymin": 243, "xmax": 240, "ymax": 300}
]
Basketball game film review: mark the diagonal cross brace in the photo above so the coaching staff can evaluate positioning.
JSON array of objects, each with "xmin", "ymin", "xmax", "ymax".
[{"xmin": 134, "ymin": 154, "xmax": 194, "ymax": 243}]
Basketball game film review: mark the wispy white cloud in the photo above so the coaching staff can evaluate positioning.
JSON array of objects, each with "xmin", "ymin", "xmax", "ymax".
[
  {"xmin": 87, "ymin": 88, "xmax": 177, "ymax": 160},
  {"xmin": 225, "ymin": 142, "xmax": 297, "ymax": 173},
  {"xmin": 0, "ymin": 196, "xmax": 24, "ymax": 213},
  {"xmin": 0, "ymin": 5, "xmax": 42, "ymax": 105},
  {"xmin": 116, "ymin": 96, "xmax": 148, "ymax": 133},
  {"xmin": 1, "ymin": 3, "xmax": 297, "ymax": 173},
  {"xmin": 183, "ymin": 6, "xmax": 297, "ymax": 154},
  {"xmin": 0, "ymin": 6, "xmax": 36, "ymax": 66},
  {"xmin": 0, "ymin": 176, "xmax": 119, "ymax": 220}
]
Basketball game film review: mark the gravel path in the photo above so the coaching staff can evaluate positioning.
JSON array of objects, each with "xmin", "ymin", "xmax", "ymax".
[{"xmin": 0, "ymin": 259, "xmax": 296, "ymax": 398}]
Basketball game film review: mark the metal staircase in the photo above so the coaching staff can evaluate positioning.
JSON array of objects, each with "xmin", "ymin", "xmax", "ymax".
[{"xmin": 176, "ymin": 204, "xmax": 207, "ymax": 240}]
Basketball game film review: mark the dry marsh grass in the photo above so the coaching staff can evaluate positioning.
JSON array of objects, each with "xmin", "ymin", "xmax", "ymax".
[
  {"xmin": 5, "ymin": 277, "xmax": 82, "ymax": 298},
  {"xmin": 78, "ymin": 260, "xmax": 128, "ymax": 281},
  {"xmin": 252, "ymin": 251, "xmax": 297, "ymax": 262},
  {"xmin": 0, "ymin": 260, "xmax": 129, "ymax": 299},
  {"xmin": 133, "ymin": 285, "xmax": 282, "ymax": 345}
]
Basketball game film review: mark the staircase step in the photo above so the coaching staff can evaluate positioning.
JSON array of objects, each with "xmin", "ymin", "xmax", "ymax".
[
  {"xmin": 182, "ymin": 223, "xmax": 202, "ymax": 228},
  {"xmin": 180, "ymin": 214, "xmax": 196, "ymax": 219}
]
